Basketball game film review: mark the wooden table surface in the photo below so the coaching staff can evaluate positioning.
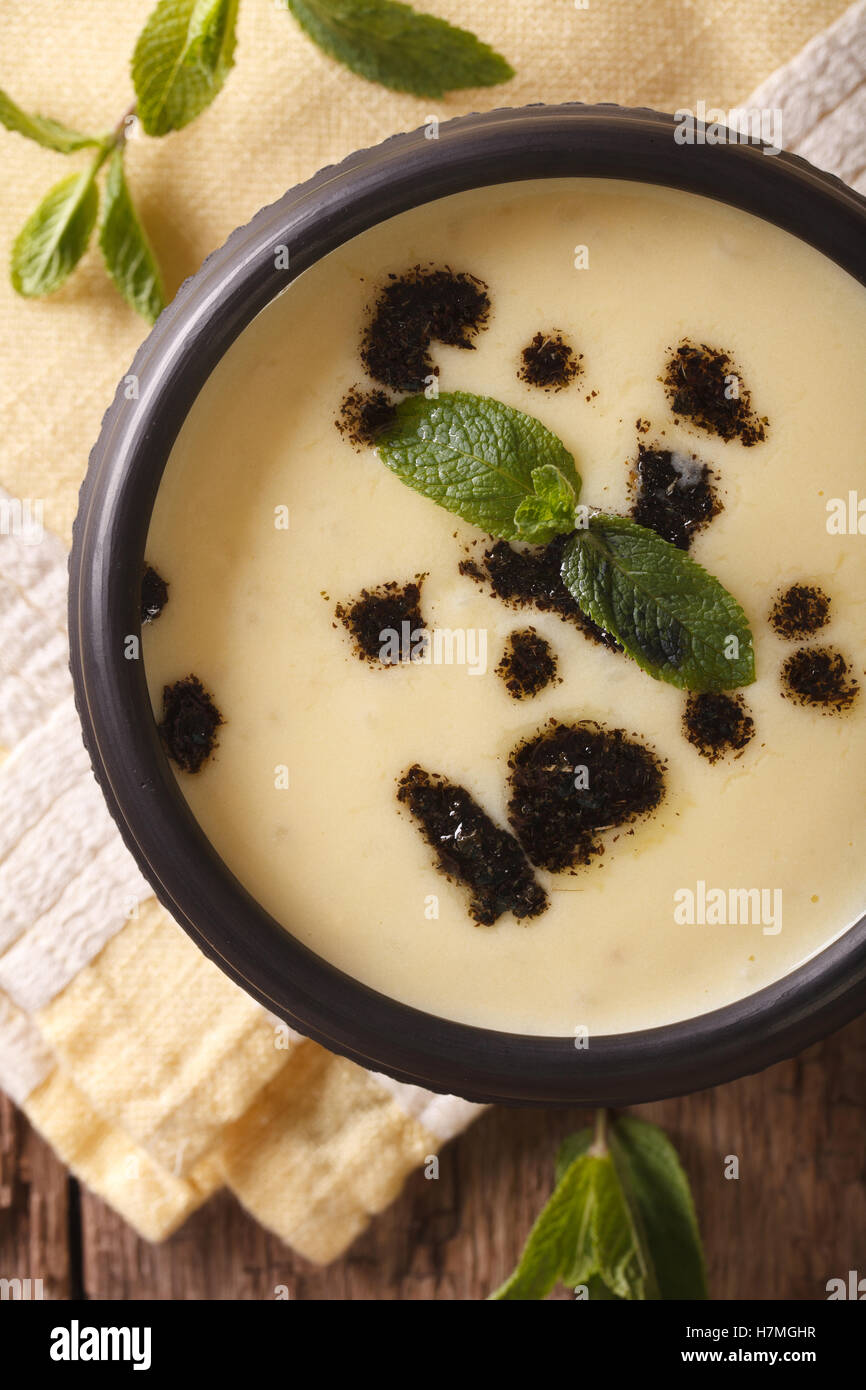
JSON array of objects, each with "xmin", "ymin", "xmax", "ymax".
[{"xmin": 2, "ymin": 1012, "xmax": 864, "ymax": 1301}]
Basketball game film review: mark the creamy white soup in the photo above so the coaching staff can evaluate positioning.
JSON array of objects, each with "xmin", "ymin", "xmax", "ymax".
[{"xmin": 143, "ymin": 179, "xmax": 866, "ymax": 1036}]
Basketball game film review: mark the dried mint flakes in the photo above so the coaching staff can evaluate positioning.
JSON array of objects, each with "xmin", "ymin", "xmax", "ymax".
[
  {"xmin": 335, "ymin": 578, "xmax": 427, "ymax": 665},
  {"xmin": 361, "ymin": 266, "xmax": 490, "ymax": 392},
  {"xmin": 630, "ymin": 443, "xmax": 721, "ymax": 550},
  {"xmin": 159, "ymin": 676, "xmax": 222, "ymax": 774},
  {"xmin": 397, "ymin": 764, "xmax": 547, "ymax": 926},
  {"xmin": 663, "ymin": 341, "xmax": 768, "ymax": 446},
  {"xmin": 468, "ymin": 533, "xmax": 622, "ymax": 652},
  {"xmin": 496, "ymin": 628, "xmax": 559, "ymax": 699},
  {"xmin": 335, "ymin": 386, "xmax": 396, "ymax": 448},
  {"xmin": 683, "ymin": 692, "xmax": 755, "ymax": 763},
  {"xmin": 517, "ymin": 331, "xmax": 582, "ymax": 391},
  {"xmin": 507, "ymin": 720, "xmax": 665, "ymax": 873},
  {"xmin": 141, "ymin": 564, "xmax": 168, "ymax": 623},
  {"xmin": 781, "ymin": 647, "xmax": 859, "ymax": 712},
  {"xmin": 769, "ymin": 583, "xmax": 831, "ymax": 640}
]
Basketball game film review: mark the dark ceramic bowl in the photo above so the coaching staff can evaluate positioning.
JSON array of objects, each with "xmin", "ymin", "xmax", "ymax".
[{"xmin": 69, "ymin": 104, "xmax": 866, "ymax": 1105}]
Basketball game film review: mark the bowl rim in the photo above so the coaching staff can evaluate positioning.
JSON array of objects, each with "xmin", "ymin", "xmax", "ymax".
[{"xmin": 69, "ymin": 102, "xmax": 866, "ymax": 1105}]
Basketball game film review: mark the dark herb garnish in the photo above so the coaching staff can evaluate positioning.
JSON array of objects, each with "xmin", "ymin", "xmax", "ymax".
[
  {"xmin": 396, "ymin": 764, "xmax": 547, "ymax": 926},
  {"xmin": 630, "ymin": 443, "xmax": 720, "ymax": 550},
  {"xmin": 496, "ymin": 628, "xmax": 559, "ymax": 700},
  {"xmin": 379, "ymin": 390, "xmax": 755, "ymax": 692},
  {"xmin": 683, "ymin": 692, "xmax": 755, "ymax": 763},
  {"xmin": 457, "ymin": 556, "xmax": 485, "ymax": 583},
  {"xmin": 158, "ymin": 676, "xmax": 222, "ymax": 774},
  {"xmin": 335, "ymin": 385, "xmax": 396, "ymax": 448},
  {"xmin": 517, "ymin": 331, "xmax": 582, "ymax": 391},
  {"xmin": 663, "ymin": 341, "xmax": 768, "ymax": 446},
  {"xmin": 141, "ymin": 563, "xmax": 168, "ymax": 623},
  {"xmin": 470, "ymin": 533, "xmax": 621, "ymax": 652},
  {"xmin": 781, "ymin": 647, "xmax": 859, "ymax": 712},
  {"xmin": 361, "ymin": 266, "xmax": 490, "ymax": 392},
  {"xmin": 507, "ymin": 720, "xmax": 665, "ymax": 872},
  {"xmin": 769, "ymin": 583, "xmax": 831, "ymax": 640},
  {"xmin": 335, "ymin": 578, "xmax": 427, "ymax": 665}
]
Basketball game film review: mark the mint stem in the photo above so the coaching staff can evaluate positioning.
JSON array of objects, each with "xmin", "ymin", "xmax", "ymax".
[
  {"xmin": 591, "ymin": 1108, "xmax": 609, "ymax": 1157},
  {"xmin": 112, "ymin": 103, "xmax": 138, "ymax": 148}
]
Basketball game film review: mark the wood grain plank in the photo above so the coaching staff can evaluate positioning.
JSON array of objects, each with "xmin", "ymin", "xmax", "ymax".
[
  {"xmin": 73, "ymin": 1012, "xmax": 866, "ymax": 1300},
  {"xmin": 0, "ymin": 1092, "xmax": 71, "ymax": 1300}
]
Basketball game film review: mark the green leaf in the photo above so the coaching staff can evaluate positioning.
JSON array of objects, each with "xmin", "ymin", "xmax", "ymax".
[
  {"xmin": 561, "ymin": 1179, "xmax": 597, "ymax": 1288},
  {"xmin": 609, "ymin": 1117, "xmax": 708, "ymax": 1300},
  {"xmin": 583, "ymin": 1275, "xmax": 623, "ymax": 1301},
  {"xmin": 561, "ymin": 515, "xmax": 755, "ymax": 692},
  {"xmin": 554, "ymin": 1129, "xmax": 597, "ymax": 1287},
  {"xmin": 559, "ymin": 1120, "xmax": 657, "ymax": 1298},
  {"xmin": 491, "ymin": 1112, "xmax": 708, "ymax": 1301},
  {"xmin": 377, "ymin": 391, "xmax": 582, "ymax": 541},
  {"xmin": 514, "ymin": 464, "xmax": 578, "ymax": 545},
  {"xmin": 0, "ymin": 87, "xmax": 102, "ymax": 153},
  {"xmin": 132, "ymin": 0, "xmax": 240, "ymax": 137},
  {"xmin": 11, "ymin": 164, "xmax": 100, "ymax": 297},
  {"xmin": 492, "ymin": 1151, "xmax": 656, "ymax": 1302},
  {"xmin": 489, "ymin": 1154, "xmax": 596, "ymax": 1301},
  {"xmin": 285, "ymin": 0, "xmax": 514, "ymax": 98},
  {"xmin": 99, "ymin": 149, "xmax": 165, "ymax": 323},
  {"xmin": 590, "ymin": 1153, "xmax": 658, "ymax": 1300}
]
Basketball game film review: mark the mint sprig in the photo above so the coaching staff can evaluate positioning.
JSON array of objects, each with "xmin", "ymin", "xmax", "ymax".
[
  {"xmin": 285, "ymin": 0, "xmax": 514, "ymax": 98},
  {"xmin": 514, "ymin": 463, "xmax": 579, "ymax": 545},
  {"xmin": 3, "ymin": 2, "xmax": 514, "ymax": 315},
  {"xmin": 490, "ymin": 1113, "xmax": 708, "ymax": 1301},
  {"xmin": 377, "ymin": 390, "xmax": 755, "ymax": 691},
  {"xmin": 378, "ymin": 391, "xmax": 582, "ymax": 541}
]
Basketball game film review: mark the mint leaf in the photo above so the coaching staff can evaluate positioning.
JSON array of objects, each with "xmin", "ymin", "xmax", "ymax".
[
  {"xmin": 609, "ymin": 1117, "xmax": 708, "ymax": 1300},
  {"xmin": 489, "ymin": 1154, "xmax": 596, "ymax": 1301},
  {"xmin": 591, "ymin": 1153, "xmax": 658, "ymax": 1300},
  {"xmin": 285, "ymin": 0, "xmax": 514, "ymax": 98},
  {"xmin": 377, "ymin": 391, "xmax": 581, "ymax": 541},
  {"xmin": 492, "ymin": 1111, "xmax": 707, "ymax": 1301},
  {"xmin": 514, "ymin": 464, "xmax": 578, "ymax": 544},
  {"xmin": 558, "ymin": 1123, "xmax": 653, "ymax": 1295},
  {"xmin": 11, "ymin": 163, "xmax": 100, "ymax": 297},
  {"xmin": 0, "ymin": 86, "xmax": 102, "ymax": 153},
  {"xmin": 99, "ymin": 149, "xmax": 165, "ymax": 323},
  {"xmin": 492, "ymin": 1150, "xmax": 656, "ymax": 1302},
  {"xmin": 561, "ymin": 1176, "xmax": 596, "ymax": 1286},
  {"xmin": 132, "ymin": 0, "xmax": 239, "ymax": 137},
  {"xmin": 583, "ymin": 1275, "xmax": 622, "ymax": 1300},
  {"xmin": 561, "ymin": 515, "xmax": 755, "ymax": 691}
]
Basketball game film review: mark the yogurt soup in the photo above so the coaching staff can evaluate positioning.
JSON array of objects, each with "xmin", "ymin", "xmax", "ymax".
[{"xmin": 142, "ymin": 179, "xmax": 866, "ymax": 1037}]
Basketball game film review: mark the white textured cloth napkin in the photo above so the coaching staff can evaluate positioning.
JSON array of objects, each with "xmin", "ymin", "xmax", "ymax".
[
  {"xmin": 1, "ymin": 0, "xmax": 864, "ymax": 1259},
  {"xmin": 745, "ymin": 0, "xmax": 866, "ymax": 192}
]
